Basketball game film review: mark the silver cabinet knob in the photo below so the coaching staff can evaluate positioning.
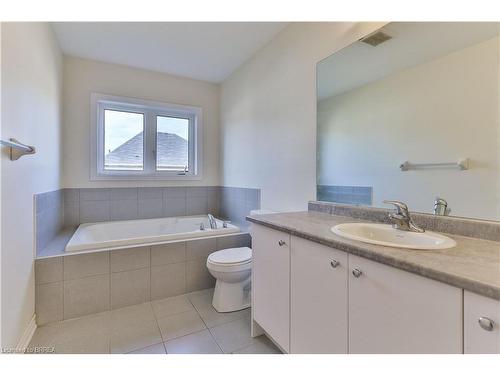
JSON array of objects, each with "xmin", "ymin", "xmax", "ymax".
[
  {"xmin": 278, "ymin": 240, "xmax": 286, "ymax": 246},
  {"xmin": 330, "ymin": 259, "xmax": 340, "ymax": 268},
  {"xmin": 478, "ymin": 317, "xmax": 494, "ymax": 331},
  {"xmin": 352, "ymin": 268, "xmax": 363, "ymax": 278}
]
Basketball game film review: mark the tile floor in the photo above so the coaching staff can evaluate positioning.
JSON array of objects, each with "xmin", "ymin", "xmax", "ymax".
[{"xmin": 28, "ymin": 288, "xmax": 281, "ymax": 354}]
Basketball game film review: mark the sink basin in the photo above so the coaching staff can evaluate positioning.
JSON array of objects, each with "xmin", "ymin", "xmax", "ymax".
[{"xmin": 331, "ymin": 223, "xmax": 456, "ymax": 250}]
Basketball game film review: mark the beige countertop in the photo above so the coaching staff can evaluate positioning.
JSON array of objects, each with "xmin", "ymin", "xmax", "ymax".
[{"xmin": 247, "ymin": 211, "xmax": 500, "ymax": 300}]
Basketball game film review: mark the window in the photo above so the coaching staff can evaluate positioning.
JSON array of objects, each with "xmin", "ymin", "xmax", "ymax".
[{"xmin": 91, "ymin": 94, "xmax": 202, "ymax": 180}]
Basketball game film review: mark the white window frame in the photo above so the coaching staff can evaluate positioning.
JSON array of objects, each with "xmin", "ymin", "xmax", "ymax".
[{"xmin": 90, "ymin": 93, "xmax": 203, "ymax": 180}]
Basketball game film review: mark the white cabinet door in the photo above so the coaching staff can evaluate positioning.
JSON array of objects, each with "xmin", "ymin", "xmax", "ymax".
[
  {"xmin": 464, "ymin": 291, "xmax": 500, "ymax": 353},
  {"xmin": 349, "ymin": 254, "xmax": 463, "ymax": 353},
  {"xmin": 290, "ymin": 236, "xmax": 348, "ymax": 353},
  {"xmin": 251, "ymin": 224, "xmax": 290, "ymax": 352}
]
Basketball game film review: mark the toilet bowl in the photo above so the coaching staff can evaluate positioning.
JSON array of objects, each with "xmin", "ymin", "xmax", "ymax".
[{"xmin": 206, "ymin": 247, "xmax": 252, "ymax": 312}]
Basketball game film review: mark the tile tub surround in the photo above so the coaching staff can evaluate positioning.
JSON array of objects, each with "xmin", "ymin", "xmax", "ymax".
[
  {"xmin": 308, "ymin": 201, "xmax": 500, "ymax": 242},
  {"xmin": 34, "ymin": 233, "xmax": 251, "ymax": 325},
  {"xmin": 246, "ymin": 211, "xmax": 500, "ymax": 300},
  {"xmin": 35, "ymin": 186, "xmax": 260, "ymax": 254},
  {"xmin": 28, "ymin": 289, "xmax": 280, "ymax": 354}
]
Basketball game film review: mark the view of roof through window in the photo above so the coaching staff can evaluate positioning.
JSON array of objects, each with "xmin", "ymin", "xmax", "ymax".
[{"xmin": 104, "ymin": 110, "xmax": 189, "ymax": 171}]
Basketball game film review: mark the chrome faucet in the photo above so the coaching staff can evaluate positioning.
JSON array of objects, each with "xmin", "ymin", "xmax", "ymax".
[
  {"xmin": 433, "ymin": 197, "xmax": 449, "ymax": 216},
  {"xmin": 383, "ymin": 200, "xmax": 424, "ymax": 233},
  {"xmin": 207, "ymin": 214, "xmax": 217, "ymax": 229}
]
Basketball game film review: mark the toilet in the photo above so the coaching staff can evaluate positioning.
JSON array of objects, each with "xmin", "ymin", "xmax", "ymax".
[{"xmin": 206, "ymin": 246, "xmax": 252, "ymax": 312}]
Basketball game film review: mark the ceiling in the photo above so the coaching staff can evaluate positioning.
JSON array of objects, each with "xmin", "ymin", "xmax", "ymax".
[
  {"xmin": 51, "ymin": 22, "xmax": 288, "ymax": 83},
  {"xmin": 317, "ymin": 22, "xmax": 500, "ymax": 100}
]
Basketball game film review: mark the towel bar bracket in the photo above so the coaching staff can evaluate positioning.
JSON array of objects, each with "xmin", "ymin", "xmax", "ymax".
[{"xmin": 0, "ymin": 138, "xmax": 36, "ymax": 161}]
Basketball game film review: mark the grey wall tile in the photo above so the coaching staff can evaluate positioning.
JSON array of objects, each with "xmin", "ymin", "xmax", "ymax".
[
  {"xmin": 64, "ymin": 188, "xmax": 80, "ymax": 203},
  {"xmin": 138, "ymin": 199, "xmax": 164, "ymax": 219},
  {"xmin": 35, "ymin": 192, "xmax": 49, "ymax": 214},
  {"xmin": 63, "ymin": 274, "xmax": 110, "ymax": 319},
  {"xmin": 164, "ymin": 198, "xmax": 186, "ymax": 217},
  {"xmin": 164, "ymin": 187, "xmax": 186, "ymax": 199},
  {"xmin": 36, "ymin": 281, "xmax": 63, "ymax": 325},
  {"xmin": 80, "ymin": 188, "xmax": 110, "ymax": 201},
  {"xmin": 207, "ymin": 187, "xmax": 220, "ymax": 216},
  {"xmin": 186, "ymin": 197, "xmax": 208, "ymax": 215},
  {"xmin": 35, "ymin": 258, "xmax": 63, "ymax": 285},
  {"xmin": 110, "ymin": 199, "xmax": 138, "ymax": 221},
  {"xmin": 151, "ymin": 242, "xmax": 186, "ymax": 266},
  {"xmin": 186, "ymin": 186, "xmax": 207, "ymax": 197},
  {"xmin": 80, "ymin": 200, "xmax": 110, "ymax": 222},
  {"xmin": 138, "ymin": 187, "xmax": 163, "ymax": 199},
  {"xmin": 186, "ymin": 238, "xmax": 217, "ymax": 260},
  {"xmin": 64, "ymin": 201, "xmax": 80, "ymax": 227},
  {"xmin": 109, "ymin": 188, "xmax": 138, "ymax": 201},
  {"xmin": 35, "ymin": 190, "xmax": 64, "ymax": 253},
  {"xmin": 317, "ymin": 185, "xmax": 372, "ymax": 205},
  {"xmin": 110, "ymin": 247, "xmax": 150, "ymax": 273},
  {"xmin": 151, "ymin": 263, "xmax": 186, "ymax": 300},
  {"xmin": 63, "ymin": 252, "xmax": 110, "ymax": 280},
  {"xmin": 111, "ymin": 268, "xmax": 150, "ymax": 309},
  {"xmin": 216, "ymin": 233, "xmax": 251, "ymax": 250},
  {"xmin": 186, "ymin": 259, "xmax": 215, "ymax": 292}
]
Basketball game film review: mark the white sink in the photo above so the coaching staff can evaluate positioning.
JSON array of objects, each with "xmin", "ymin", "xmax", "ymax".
[{"xmin": 331, "ymin": 223, "xmax": 456, "ymax": 250}]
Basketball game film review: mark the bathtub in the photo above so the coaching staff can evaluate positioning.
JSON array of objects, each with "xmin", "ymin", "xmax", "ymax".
[{"xmin": 65, "ymin": 215, "xmax": 240, "ymax": 252}]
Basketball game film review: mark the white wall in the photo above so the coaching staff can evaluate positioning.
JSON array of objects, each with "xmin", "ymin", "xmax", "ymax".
[
  {"xmin": 1, "ymin": 23, "xmax": 63, "ymax": 347},
  {"xmin": 62, "ymin": 57, "xmax": 220, "ymax": 188},
  {"xmin": 220, "ymin": 22, "xmax": 386, "ymax": 211},
  {"xmin": 318, "ymin": 37, "xmax": 500, "ymax": 220}
]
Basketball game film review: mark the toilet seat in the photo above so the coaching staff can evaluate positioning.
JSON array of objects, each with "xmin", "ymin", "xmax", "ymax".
[{"xmin": 207, "ymin": 247, "xmax": 252, "ymax": 266}]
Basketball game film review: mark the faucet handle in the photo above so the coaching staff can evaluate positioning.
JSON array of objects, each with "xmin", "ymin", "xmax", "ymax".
[{"xmin": 383, "ymin": 200, "xmax": 409, "ymax": 215}]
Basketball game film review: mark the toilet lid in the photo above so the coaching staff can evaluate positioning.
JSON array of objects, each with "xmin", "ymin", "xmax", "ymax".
[{"xmin": 208, "ymin": 247, "xmax": 252, "ymax": 265}]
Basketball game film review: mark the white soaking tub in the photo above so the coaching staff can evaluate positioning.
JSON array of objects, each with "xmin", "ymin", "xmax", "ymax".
[{"xmin": 65, "ymin": 215, "xmax": 240, "ymax": 252}]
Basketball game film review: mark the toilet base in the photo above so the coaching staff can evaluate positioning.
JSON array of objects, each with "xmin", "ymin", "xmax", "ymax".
[{"xmin": 212, "ymin": 276, "xmax": 251, "ymax": 312}]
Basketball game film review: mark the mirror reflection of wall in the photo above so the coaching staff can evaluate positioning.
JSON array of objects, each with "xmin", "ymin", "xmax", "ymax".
[{"xmin": 316, "ymin": 22, "xmax": 500, "ymax": 221}]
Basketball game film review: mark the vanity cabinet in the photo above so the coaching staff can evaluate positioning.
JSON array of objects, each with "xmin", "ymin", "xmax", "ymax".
[
  {"xmin": 348, "ymin": 254, "xmax": 463, "ymax": 353},
  {"xmin": 290, "ymin": 236, "xmax": 348, "ymax": 353},
  {"xmin": 251, "ymin": 224, "xmax": 467, "ymax": 354},
  {"xmin": 251, "ymin": 224, "xmax": 290, "ymax": 352},
  {"xmin": 464, "ymin": 291, "xmax": 500, "ymax": 353}
]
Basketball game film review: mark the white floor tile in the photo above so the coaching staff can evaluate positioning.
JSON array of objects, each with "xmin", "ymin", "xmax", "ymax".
[
  {"xmin": 164, "ymin": 329, "xmax": 222, "ymax": 354},
  {"xmin": 157, "ymin": 310, "xmax": 206, "ymax": 341},
  {"xmin": 233, "ymin": 335, "xmax": 281, "ymax": 354},
  {"xmin": 28, "ymin": 290, "xmax": 278, "ymax": 355},
  {"xmin": 209, "ymin": 317, "xmax": 255, "ymax": 353},
  {"xmin": 127, "ymin": 342, "xmax": 167, "ymax": 354},
  {"xmin": 29, "ymin": 312, "xmax": 110, "ymax": 354},
  {"xmin": 152, "ymin": 295, "xmax": 194, "ymax": 319},
  {"xmin": 197, "ymin": 306, "xmax": 250, "ymax": 328},
  {"xmin": 186, "ymin": 288, "xmax": 214, "ymax": 310},
  {"xmin": 110, "ymin": 303, "xmax": 162, "ymax": 354}
]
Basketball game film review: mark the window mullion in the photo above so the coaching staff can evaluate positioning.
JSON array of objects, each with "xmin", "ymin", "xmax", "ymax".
[{"xmin": 143, "ymin": 110, "xmax": 156, "ymax": 175}]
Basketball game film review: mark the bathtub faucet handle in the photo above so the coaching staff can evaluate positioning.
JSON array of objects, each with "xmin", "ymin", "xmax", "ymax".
[{"xmin": 207, "ymin": 214, "xmax": 217, "ymax": 229}]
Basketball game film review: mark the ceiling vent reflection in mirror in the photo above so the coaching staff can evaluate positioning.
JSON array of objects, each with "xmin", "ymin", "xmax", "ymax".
[{"xmin": 359, "ymin": 31, "xmax": 393, "ymax": 46}]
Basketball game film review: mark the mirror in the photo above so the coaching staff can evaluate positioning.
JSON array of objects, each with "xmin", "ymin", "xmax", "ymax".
[{"xmin": 316, "ymin": 22, "xmax": 500, "ymax": 221}]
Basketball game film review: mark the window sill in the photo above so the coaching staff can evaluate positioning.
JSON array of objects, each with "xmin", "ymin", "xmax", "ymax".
[{"xmin": 90, "ymin": 174, "xmax": 203, "ymax": 181}]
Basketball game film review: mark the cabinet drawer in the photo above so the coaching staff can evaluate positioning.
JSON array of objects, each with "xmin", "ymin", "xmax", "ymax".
[
  {"xmin": 251, "ymin": 224, "xmax": 290, "ymax": 352},
  {"xmin": 464, "ymin": 291, "xmax": 500, "ymax": 353}
]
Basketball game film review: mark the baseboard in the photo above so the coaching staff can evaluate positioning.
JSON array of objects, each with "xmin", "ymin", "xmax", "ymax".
[{"xmin": 15, "ymin": 314, "xmax": 37, "ymax": 352}]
